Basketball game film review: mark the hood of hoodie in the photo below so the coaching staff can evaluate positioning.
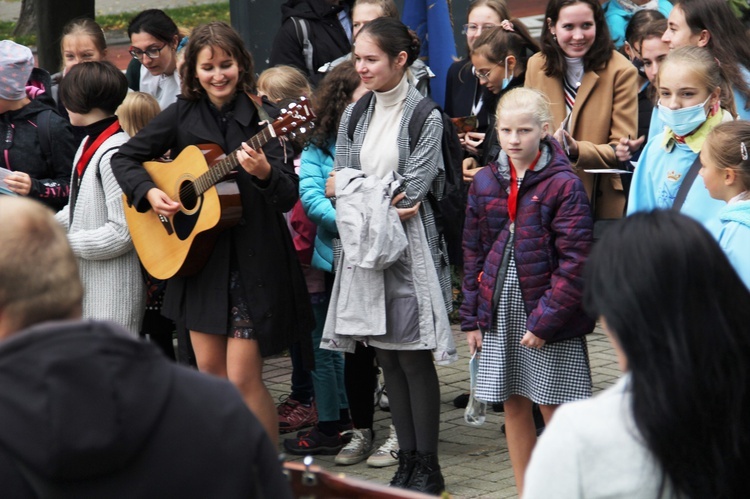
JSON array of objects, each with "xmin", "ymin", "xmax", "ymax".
[
  {"xmin": 26, "ymin": 67, "xmax": 57, "ymax": 109},
  {"xmin": 491, "ymin": 136, "xmax": 573, "ymax": 189},
  {"xmin": 5, "ymin": 97, "xmax": 57, "ymax": 123},
  {"xmin": 0, "ymin": 320, "xmax": 173, "ymax": 481},
  {"xmin": 720, "ymin": 199, "xmax": 750, "ymax": 228},
  {"xmin": 280, "ymin": 0, "xmax": 350, "ymax": 23}
]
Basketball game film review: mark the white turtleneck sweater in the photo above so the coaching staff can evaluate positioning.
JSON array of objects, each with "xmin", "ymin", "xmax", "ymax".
[{"xmin": 360, "ymin": 73, "xmax": 409, "ymax": 179}]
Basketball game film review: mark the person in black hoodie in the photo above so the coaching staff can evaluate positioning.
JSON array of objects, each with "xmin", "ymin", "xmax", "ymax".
[
  {"xmin": 0, "ymin": 40, "xmax": 77, "ymax": 211},
  {"xmin": 0, "ymin": 195, "xmax": 293, "ymax": 499},
  {"xmin": 270, "ymin": 0, "xmax": 354, "ymax": 85}
]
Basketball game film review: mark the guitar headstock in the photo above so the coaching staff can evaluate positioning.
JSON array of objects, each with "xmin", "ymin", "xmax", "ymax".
[{"xmin": 273, "ymin": 96, "xmax": 316, "ymax": 138}]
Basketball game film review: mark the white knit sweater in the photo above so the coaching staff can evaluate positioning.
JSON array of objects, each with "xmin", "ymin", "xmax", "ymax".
[{"xmin": 55, "ymin": 131, "xmax": 145, "ymax": 335}]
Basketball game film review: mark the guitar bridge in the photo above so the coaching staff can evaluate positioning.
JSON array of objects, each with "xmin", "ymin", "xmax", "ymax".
[{"xmin": 158, "ymin": 214, "xmax": 174, "ymax": 235}]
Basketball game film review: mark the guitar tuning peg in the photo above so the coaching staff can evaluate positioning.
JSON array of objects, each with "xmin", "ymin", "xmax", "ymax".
[
  {"xmin": 289, "ymin": 102, "xmax": 297, "ymax": 109},
  {"xmin": 308, "ymin": 122, "xmax": 315, "ymax": 129},
  {"xmin": 299, "ymin": 127, "xmax": 306, "ymax": 134},
  {"xmin": 280, "ymin": 108, "xmax": 287, "ymax": 114},
  {"xmin": 281, "ymin": 127, "xmax": 288, "ymax": 133},
  {"xmin": 290, "ymin": 132, "xmax": 297, "ymax": 139}
]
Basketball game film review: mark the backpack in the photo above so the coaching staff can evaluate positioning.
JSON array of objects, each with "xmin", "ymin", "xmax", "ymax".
[
  {"xmin": 290, "ymin": 17, "xmax": 315, "ymax": 77},
  {"xmin": 346, "ymin": 92, "xmax": 466, "ymax": 247}
]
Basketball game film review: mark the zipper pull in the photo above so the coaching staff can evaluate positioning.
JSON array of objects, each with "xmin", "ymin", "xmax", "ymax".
[{"xmin": 509, "ymin": 222, "xmax": 515, "ymax": 234}]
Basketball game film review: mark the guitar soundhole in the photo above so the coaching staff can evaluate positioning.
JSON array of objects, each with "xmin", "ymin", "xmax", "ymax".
[{"xmin": 179, "ymin": 181, "xmax": 198, "ymax": 210}]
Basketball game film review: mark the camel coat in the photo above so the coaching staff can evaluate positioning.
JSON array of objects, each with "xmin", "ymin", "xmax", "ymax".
[{"xmin": 526, "ymin": 50, "xmax": 638, "ymax": 219}]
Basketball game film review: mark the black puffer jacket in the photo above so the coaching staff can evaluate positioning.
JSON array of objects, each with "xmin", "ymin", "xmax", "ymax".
[
  {"xmin": 0, "ymin": 69, "xmax": 77, "ymax": 211},
  {"xmin": 269, "ymin": 0, "xmax": 353, "ymax": 86}
]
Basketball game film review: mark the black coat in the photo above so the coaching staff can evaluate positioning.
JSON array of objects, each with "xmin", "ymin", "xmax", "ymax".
[
  {"xmin": 111, "ymin": 94, "xmax": 315, "ymax": 360},
  {"xmin": 444, "ymin": 57, "xmax": 497, "ymax": 134},
  {"xmin": 269, "ymin": 0, "xmax": 353, "ymax": 86},
  {"xmin": 0, "ymin": 91, "xmax": 76, "ymax": 211},
  {"xmin": 0, "ymin": 320, "xmax": 293, "ymax": 498}
]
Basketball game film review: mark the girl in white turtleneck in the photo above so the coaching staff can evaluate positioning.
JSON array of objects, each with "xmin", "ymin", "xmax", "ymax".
[{"xmin": 323, "ymin": 17, "xmax": 454, "ymax": 496}]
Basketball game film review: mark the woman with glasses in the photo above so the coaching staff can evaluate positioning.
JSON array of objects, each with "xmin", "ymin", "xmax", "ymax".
[
  {"xmin": 125, "ymin": 9, "xmax": 185, "ymax": 110},
  {"xmin": 525, "ymin": 0, "xmax": 637, "ymax": 221}
]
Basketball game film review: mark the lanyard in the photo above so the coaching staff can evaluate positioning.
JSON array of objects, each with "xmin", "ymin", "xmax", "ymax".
[
  {"xmin": 75, "ymin": 119, "xmax": 121, "ymax": 178},
  {"xmin": 507, "ymin": 150, "xmax": 541, "ymax": 223}
]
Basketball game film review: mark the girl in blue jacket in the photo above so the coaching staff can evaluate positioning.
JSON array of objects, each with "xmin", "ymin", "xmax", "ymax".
[
  {"xmin": 626, "ymin": 46, "xmax": 731, "ymax": 236},
  {"xmin": 460, "ymin": 87, "xmax": 594, "ymax": 495},
  {"xmin": 700, "ymin": 121, "xmax": 750, "ymax": 289}
]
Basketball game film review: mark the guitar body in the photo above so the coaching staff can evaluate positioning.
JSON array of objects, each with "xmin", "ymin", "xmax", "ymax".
[{"xmin": 123, "ymin": 144, "xmax": 242, "ymax": 280}]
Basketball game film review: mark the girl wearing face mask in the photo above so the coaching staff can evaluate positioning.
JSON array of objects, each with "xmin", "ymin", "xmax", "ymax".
[
  {"xmin": 662, "ymin": 0, "xmax": 750, "ymax": 120},
  {"xmin": 627, "ymin": 46, "xmax": 734, "ymax": 237},
  {"xmin": 445, "ymin": 0, "xmax": 510, "ymax": 146},
  {"xmin": 467, "ymin": 20, "xmax": 539, "ymax": 173},
  {"xmin": 526, "ymin": 0, "xmax": 638, "ymax": 221}
]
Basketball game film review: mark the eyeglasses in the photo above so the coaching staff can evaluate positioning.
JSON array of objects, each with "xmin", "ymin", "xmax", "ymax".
[
  {"xmin": 462, "ymin": 23, "xmax": 497, "ymax": 35},
  {"xmin": 129, "ymin": 43, "xmax": 167, "ymax": 61},
  {"xmin": 475, "ymin": 63, "xmax": 500, "ymax": 81}
]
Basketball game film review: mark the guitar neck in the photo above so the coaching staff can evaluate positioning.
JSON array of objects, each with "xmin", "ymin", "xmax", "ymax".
[{"xmin": 193, "ymin": 124, "xmax": 276, "ymax": 196}]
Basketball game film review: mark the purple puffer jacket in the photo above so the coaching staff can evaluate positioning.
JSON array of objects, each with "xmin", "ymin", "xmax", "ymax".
[{"xmin": 460, "ymin": 138, "xmax": 595, "ymax": 342}]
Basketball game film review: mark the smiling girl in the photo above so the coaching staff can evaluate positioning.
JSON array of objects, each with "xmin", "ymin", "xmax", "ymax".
[
  {"xmin": 111, "ymin": 21, "xmax": 315, "ymax": 443},
  {"xmin": 627, "ymin": 46, "xmax": 732, "ymax": 236},
  {"xmin": 461, "ymin": 87, "xmax": 594, "ymax": 495},
  {"xmin": 526, "ymin": 0, "xmax": 637, "ymax": 221}
]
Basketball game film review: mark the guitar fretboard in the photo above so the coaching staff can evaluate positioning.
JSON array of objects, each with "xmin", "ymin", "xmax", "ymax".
[{"xmin": 193, "ymin": 125, "xmax": 276, "ymax": 195}]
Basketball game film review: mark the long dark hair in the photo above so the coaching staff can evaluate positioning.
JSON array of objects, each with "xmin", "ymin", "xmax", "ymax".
[
  {"xmin": 308, "ymin": 61, "xmax": 361, "ymax": 153},
  {"xmin": 674, "ymin": 0, "xmax": 750, "ymax": 112},
  {"xmin": 469, "ymin": 20, "xmax": 540, "ymax": 74},
  {"xmin": 540, "ymin": 0, "xmax": 614, "ymax": 78},
  {"xmin": 584, "ymin": 210, "xmax": 750, "ymax": 498},
  {"xmin": 180, "ymin": 22, "xmax": 255, "ymax": 101}
]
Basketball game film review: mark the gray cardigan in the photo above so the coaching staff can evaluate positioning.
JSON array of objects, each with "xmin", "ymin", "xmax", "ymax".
[
  {"xmin": 323, "ymin": 83, "xmax": 456, "ymax": 364},
  {"xmin": 55, "ymin": 132, "xmax": 145, "ymax": 335}
]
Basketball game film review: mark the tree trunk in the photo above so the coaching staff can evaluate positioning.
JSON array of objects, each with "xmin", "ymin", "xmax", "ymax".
[
  {"xmin": 13, "ymin": 0, "xmax": 36, "ymax": 37},
  {"xmin": 36, "ymin": 0, "xmax": 95, "ymax": 72}
]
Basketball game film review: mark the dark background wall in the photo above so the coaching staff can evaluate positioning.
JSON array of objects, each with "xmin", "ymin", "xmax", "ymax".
[{"xmin": 230, "ymin": 0, "xmax": 472, "ymax": 75}]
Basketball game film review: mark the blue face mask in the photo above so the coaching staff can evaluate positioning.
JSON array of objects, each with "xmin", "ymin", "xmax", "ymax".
[
  {"xmin": 657, "ymin": 96, "xmax": 711, "ymax": 136},
  {"xmin": 501, "ymin": 56, "xmax": 511, "ymax": 91}
]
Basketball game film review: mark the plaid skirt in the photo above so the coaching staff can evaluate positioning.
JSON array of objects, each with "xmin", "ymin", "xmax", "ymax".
[{"xmin": 475, "ymin": 251, "xmax": 592, "ymax": 405}]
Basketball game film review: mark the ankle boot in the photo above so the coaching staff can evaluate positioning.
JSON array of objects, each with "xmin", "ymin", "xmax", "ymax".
[
  {"xmin": 406, "ymin": 451, "xmax": 445, "ymax": 495},
  {"xmin": 389, "ymin": 450, "xmax": 417, "ymax": 488}
]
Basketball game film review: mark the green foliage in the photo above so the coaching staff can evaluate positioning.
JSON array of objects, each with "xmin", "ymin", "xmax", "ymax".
[{"xmin": 0, "ymin": 2, "xmax": 230, "ymax": 47}]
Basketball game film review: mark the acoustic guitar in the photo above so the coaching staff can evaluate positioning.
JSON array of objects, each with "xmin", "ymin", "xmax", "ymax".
[
  {"xmin": 123, "ymin": 97, "xmax": 314, "ymax": 280},
  {"xmin": 283, "ymin": 458, "xmax": 442, "ymax": 499}
]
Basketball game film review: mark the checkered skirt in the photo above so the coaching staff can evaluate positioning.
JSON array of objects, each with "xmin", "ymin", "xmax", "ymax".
[{"xmin": 475, "ymin": 249, "xmax": 592, "ymax": 405}]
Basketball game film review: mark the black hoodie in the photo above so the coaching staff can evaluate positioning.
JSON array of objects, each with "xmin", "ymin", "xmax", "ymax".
[
  {"xmin": 0, "ymin": 320, "xmax": 292, "ymax": 498},
  {"xmin": 0, "ymin": 68, "xmax": 77, "ymax": 211},
  {"xmin": 269, "ymin": 0, "xmax": 353, "ymax": 86}
]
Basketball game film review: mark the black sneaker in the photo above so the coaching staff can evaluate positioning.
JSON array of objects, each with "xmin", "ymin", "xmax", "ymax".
[
  {"xmin": 500, "ymin": 404, "xmax": 545, "ymax": 436},
  {"xmin": 284, "ymin": 426, "xmax": 344, "ymax": 455},
  {"xmin": 453, "ymin": 393, "xmax": 470, "ymax": 408}
]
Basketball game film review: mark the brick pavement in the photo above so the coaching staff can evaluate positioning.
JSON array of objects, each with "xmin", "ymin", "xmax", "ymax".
[{"xmin": 268, "ymin": 324, "xmax": 620, "ymax": 499}]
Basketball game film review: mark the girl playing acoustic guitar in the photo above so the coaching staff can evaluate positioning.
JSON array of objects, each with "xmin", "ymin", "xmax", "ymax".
[{"xmin": 111, "ymin": 21, "xmax": 315, "ymax": 443}]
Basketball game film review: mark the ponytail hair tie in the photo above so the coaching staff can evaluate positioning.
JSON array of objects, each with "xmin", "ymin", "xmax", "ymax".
[
  {"xmin": 741, "ymin": 141, "xmax": 748, "ymax": 161},
  {"xmin": 500, "ymin": 20, "xmax": 515, "ymax": 32}
]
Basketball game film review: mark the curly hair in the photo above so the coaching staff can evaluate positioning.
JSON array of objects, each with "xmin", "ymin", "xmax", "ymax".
[
  {"xmin": 179, "ymin": 22, "xmax": 255, "ymax": 102},
  {"xmin": 307, "ymin": 60, "xmax": 362, "ymax": 153}
]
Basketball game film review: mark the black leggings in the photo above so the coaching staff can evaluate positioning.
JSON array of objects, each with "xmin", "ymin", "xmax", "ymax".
[
  {"xmin": 375, "ymin": 348, "xmax": 440, "ymax": 453},
  {"xmin": 344, "ymin": 342, "xmax": 378, "ymax": 430}
]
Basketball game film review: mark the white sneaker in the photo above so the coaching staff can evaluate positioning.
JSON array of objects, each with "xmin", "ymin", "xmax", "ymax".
[
  {"xmin": 335, "ymin": 428, "xmax": 373, "ymax": 465},
  {"xmin": 378, "ymin": 388, "xmax": 390, "ymax": 411},
  {"xmin": 367, "ymin": 424, "xmax": 399, "ymax": 467}
]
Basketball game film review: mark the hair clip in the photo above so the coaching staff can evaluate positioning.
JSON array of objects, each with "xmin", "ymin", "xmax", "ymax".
[
  {"xmin": 500, "ymin": 20, "xmax": 515, "ymax": 32},
  {"xmin": 741, "ymin": 141, "xmax": 748, "ymax": 161}
]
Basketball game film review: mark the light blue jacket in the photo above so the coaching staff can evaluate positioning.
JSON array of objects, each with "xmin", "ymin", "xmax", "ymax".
[
  {"xmin": 603, "ymin": 0, "xmax": 673, "ymax": 49},
  {"xmin": 718, "ymin": 200, "xmax": 750, "ymax": 289},
  {"xmin": 627, "ymin": 133, "xmax": 724, "ymax": 237},
  {"xmin": 299, "ymin": 142, "xmax": 337, "ymax": 273}
]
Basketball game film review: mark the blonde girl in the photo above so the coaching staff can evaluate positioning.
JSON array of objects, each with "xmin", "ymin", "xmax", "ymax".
[
  {"xmin": 700, "ymin": 121, "xmax": 750, "ymax": 288},
  {"xmin": 627, "ymin": 46, "xmax": 733, "ymax": 236},
  {"xmin": 116, "ymin": 92, "xmax": 161, "ymax": 138},
  {"xmin": 461, "ymin": 87, "xmax": 594, "ymax": 495}
]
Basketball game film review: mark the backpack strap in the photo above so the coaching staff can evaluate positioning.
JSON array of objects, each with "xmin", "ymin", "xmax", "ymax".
[
  {"xmin": 290, "ymin": 17, "xmax": 315, "ymax": 77},
  {"xmin": 37, "ymin": 108, "xmax": 53, "ymax": 168},
  {"xmin": 407, "ymin": 97, "xmax": 440, "ymax": 154},
  {"xmin": 346, "ymin": 91, "xmax": 374, "ymax": 143},
  {"xmin": 672, "ymin": 155, "xmax": 702, "ymax": 212}
]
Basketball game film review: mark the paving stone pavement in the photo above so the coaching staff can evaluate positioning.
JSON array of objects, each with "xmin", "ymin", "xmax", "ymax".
[{"xmin": 267, "ymin": 323, "xmax": 619, "ymax": 499}]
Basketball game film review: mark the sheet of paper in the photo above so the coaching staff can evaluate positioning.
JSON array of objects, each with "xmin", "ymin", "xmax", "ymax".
[
  {"xmin": 583, "ymin": 169, "xmax": 633, "ymax": 174},
  {"xmin": 0, "ymin": 167, "xmax": 18, "ymax": 196}
]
